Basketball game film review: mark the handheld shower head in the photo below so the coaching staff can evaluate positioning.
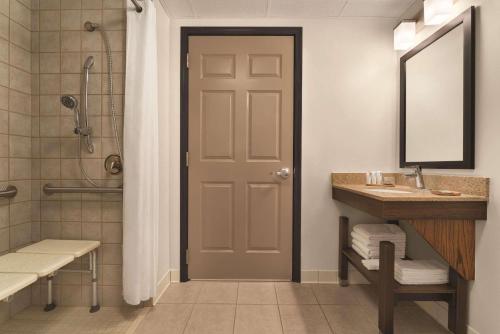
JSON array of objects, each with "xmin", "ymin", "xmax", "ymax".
[
  {"xmin": 61, "ymin": 95, "xmax": 78, "ymax": 109},
  {"xmin": 61, "ymin": 95, "xmax": 81, "ymax": 134},
  {"xmin": 84, "ymin": 56, "xmax": 95, "ymax": 70},
  {"xmin": 84, "ymin": 21, "xmax": 100, "ymax": 32}
]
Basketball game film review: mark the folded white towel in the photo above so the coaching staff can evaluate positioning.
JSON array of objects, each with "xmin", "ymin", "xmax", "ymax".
[
  {"xmin": 395, "ymin": 276, "xmax": 449, "ymax": 285},
  {"xmin": 352, "ymin": 244, "xmax": 372, "ymax": 260},
  {"xmin": 395, "ymin": 259, "xmax": 447, "ymax": 273},
  {"xmin": 361, "ymin": 259, "xmax": 379, "ymax": 270},
  {"xmin": 395, "ymin": 259, "xmax": 449, "ymax": 285},
  {"xmin": 353, "ymin": 224, "xmax": 406, "ymax": 240},
  {"xmin": 351, "ymin": 231, "xmax": 406, "ymax": 247},
  {"xmin": 352, "ymin": 239, "xmax": 405, "ymax": 258}
]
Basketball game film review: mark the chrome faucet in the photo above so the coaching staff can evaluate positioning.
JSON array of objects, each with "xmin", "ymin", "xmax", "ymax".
[{"xmin": 405, "ymin": 165, "xmax": 425, "ymax": 189}]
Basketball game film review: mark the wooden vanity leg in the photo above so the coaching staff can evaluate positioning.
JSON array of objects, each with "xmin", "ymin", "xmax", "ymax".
[
  {"xmin": 379, "ymin": 241, "xmax": 395, "ymax": 334},
  {"xmin": 339, "ymin": 216, "xmax": 349, "ymax": 287},
  {"xmin": 448, "ymin": 268, "xmax": 468, "ymax": 334}
]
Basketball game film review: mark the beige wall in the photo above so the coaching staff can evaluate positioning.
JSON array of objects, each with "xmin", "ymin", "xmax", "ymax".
[
  {"xmin": 400, "ymin": 1, "xmax": 500, "ymax": 333},
  {"xmin": 167, "ymin": 17, "xmax": 399, "ymax": 271},
  {"xmin": 0, "ymin": 0, "xmax": 35, "ymax": 323}
]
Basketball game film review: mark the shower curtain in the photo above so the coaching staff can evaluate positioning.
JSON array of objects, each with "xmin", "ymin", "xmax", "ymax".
[{"xmin": 123, "ymin": 0, "xmax": 159, "ymax": 305}]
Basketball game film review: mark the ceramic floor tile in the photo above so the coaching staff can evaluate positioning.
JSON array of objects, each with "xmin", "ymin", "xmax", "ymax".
[
  {"xmin": 394, "ymin": 306, "xmax": 451, "ymax": 334},
  {"xmin": 158, "ymin": 281, "xmax": 203, "ymax": 304},
  {"xmin": 183, "ymin": 304, "xmax": 236, "ymax": 334},
  {"xmin": 275, "ymin": 283, "xmax": 317, "ymax": 305},
  {"xmin": 237, "ymin": 282, "xmax": 277, "ymax": 305},
  {"xmin": 279, "ymin": 305, "xmax": 332, "ymax": 334},
  {"xmin": 133, "ymin": 304, "xmax": 193, "ymax": 334},
  {"xmin": 321, "ymin": 304, "xmax": 379, "ymax": 334},
  {"xmin": 234, "ymin": 305, "xmax": 283, "ymax": 334},
  {"xmin": 196, "ymin": 282, "xmax": 238, "ymax": 304},
  {"xmin": 312, "ymin": 284, "xmax": 361, "ymax": 305}
]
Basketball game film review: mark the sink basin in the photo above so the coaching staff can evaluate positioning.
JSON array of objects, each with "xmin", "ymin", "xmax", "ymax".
[{"xmin": 366, "ymin": 188, "xmax": 414, "ymax": 194}]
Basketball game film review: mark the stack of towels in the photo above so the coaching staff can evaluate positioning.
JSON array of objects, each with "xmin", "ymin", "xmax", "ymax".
[
  {"xmin": 395, "ymin": 259, "xmax": 448, "ymax": 285},
  {"xmin": 351, "ymin": 224, "xmax": 406, "ymax": 260}
]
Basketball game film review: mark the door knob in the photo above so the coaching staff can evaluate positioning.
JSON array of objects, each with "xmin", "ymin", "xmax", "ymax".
[{"xmin": 273, "ymin": 168, "xmax": 290, "ymax": 179}]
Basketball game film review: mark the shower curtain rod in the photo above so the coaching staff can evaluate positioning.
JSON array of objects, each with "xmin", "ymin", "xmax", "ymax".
[{"xmin": 131, "ymin": 0, "xmax": 143, "ymax": 13}]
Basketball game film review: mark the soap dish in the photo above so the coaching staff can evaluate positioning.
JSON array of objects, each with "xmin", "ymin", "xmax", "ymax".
[{"xmin": 431, "ymin": 190, "xmax": 462, "ymax": 196}]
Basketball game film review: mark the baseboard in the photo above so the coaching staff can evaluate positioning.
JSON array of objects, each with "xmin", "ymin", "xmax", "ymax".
[
  {"xmin": 301, "ymin": 269, "xmax": 369, "ymax": 284},
  {"xmin": 415, "ymin": 300, "xmax": 480, "ymax": 334},
  {"xmin": 152, "ymin": 271, "xmax": 171, "ymax": 305},
  {"xmin": 170, "ymin": 269, "xmax": 180, "ymax": 283}
]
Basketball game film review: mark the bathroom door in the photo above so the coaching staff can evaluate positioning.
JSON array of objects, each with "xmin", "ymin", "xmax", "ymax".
[{"xmin": 188, "ymin": 36, "xmax": 294, "ymax": 279}]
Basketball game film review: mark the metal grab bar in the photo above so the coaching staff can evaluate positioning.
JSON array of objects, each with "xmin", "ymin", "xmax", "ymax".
[
  {"xmin": 130, "ymin": 0, "xmax": 143, "ymax": 13},
  {"xmin": 0, "ymin": 185, "xmax": 17, "ymax": 198},
  {"xmin": 43, "ymin": 184, "xmax": 123, "ymax": 195}
]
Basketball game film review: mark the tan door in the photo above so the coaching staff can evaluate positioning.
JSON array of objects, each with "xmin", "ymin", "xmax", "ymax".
[{"xmin": 188, "ymin": 36, "xmax": 294, "ymax": 280}]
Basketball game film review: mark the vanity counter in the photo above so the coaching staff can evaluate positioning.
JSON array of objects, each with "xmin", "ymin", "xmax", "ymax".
[
  {"xmin": 332, "ymin": 183, "xmax": 488, "ymax": 203},
  {"xmin": 331, "ymin": 172, "xmax": 490, "ymax": 281}
]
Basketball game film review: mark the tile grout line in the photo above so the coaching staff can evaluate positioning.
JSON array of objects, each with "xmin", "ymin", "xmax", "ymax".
[{"xmin": 274, "ymin": 282, "xmax": 286, "ymax": 334}]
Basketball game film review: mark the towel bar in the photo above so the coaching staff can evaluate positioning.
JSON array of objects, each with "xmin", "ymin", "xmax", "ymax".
[
  {"xmin": 43, "ymin": 184, "xmax": 123, "ymax": 195},
  {"xmin": 0, "ymin": 186, "xmax": 17, "ymax": 199}
]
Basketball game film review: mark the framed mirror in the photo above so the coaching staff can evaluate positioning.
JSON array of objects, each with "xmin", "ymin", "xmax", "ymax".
[{"xmin": 400, "ymin": 7, "xmax": 475, "ymax": 169}]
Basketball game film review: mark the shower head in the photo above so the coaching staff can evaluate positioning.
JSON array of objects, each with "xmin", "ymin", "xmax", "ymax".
[
  {"xmin": 84, "ymin": 56, "xmax": 95, "ymax": 69},
  {"xmin": 61, "ymin": 95, "xmax": 78, "ymax": 109},
  {"xmin": 84, "ymin": 21, "xmax": 100, "ymax": 32}
]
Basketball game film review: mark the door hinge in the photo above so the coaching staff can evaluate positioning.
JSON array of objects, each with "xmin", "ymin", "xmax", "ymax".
[
  {"xmin": 185, "ymin": 249, "xmax": 189, "ymax": 264},
  {"xmin": 186, "ymin": 53, "xmax": 189, "ymax": 68},
  {"xmin": 185, "ymin": 151, "xmax": 189, "ymax": 167}
]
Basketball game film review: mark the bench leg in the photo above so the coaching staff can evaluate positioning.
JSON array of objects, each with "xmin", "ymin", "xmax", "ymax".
[
  {"xmin": 378, "ymin": 241, "xmax": 395, "ymax": 334},
  {"xmin": 44, "ymin": 275, "xmax": 56, "ymax": 312},
  {"xmin": 339, "ymin": 216, "xmax": 349, "ymax": 287},
  {"xmin": 90, "ymin": 250, "xmax": 100, "ymax": 313}
]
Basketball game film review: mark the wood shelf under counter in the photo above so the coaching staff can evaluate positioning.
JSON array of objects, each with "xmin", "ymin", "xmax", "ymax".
[
  {"xmin": 342, "ymin": 248, "xmax": 456, "ymax": 300},
  {"xmin": 338, "ymin": 216, "xmax": 467, "ymax": 334}
]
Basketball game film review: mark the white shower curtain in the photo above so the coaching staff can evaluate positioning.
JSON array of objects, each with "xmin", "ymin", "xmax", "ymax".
[{"xmin": 123, "ymin": 0, "xmax": 159, "ymax": 305}]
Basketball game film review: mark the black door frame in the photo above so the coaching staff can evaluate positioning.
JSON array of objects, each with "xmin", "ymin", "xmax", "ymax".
[{"xmin": 180, "ymin": 27, "xmax": 303, "ymax": 282}]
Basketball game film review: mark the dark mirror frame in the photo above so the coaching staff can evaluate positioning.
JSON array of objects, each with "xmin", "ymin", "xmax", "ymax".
[{"xmin": 400, "ymin": 7, "xmax": 475, "ymax": 169}]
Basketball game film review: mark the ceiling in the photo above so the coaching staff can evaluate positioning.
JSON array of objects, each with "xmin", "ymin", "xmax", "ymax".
[{"xmin": 162, "ymin": 0, "xmax": 420, "ymax": 19}]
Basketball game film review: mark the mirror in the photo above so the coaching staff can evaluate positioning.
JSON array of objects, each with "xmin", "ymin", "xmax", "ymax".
[{"xmin": 400, "ymin": 7, "xmax": 475, "ymax": 169}]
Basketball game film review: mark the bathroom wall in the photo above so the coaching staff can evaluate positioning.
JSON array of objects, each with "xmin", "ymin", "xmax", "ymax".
[
  {"xmin": 0, "ymin": 0, "xmax": 35, "ymax": 323},
  {"xmin": 30, "ymin": 0, "xmax": 126, "ymax": 307},
  {"xmin": 166, "ymin": 18, "xmax": 399, "ymax": 274},
  {"xmin": 400, "ymin": 1, "xmax": 500, "ymax": 333}
]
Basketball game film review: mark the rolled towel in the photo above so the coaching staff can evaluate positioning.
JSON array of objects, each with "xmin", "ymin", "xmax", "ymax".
[{"xmin": 353, "ymin": 224, "xmax": 406, "ymax": 240}]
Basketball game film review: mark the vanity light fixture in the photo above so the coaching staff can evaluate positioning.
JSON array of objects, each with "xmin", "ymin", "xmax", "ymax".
[
  {"xmin": 394, "ymin": 21, "xmax": 416, "ymax": 51},
  {"xmin": 424, "ymin": 0, "xmax": 454, "ymax": 25}
]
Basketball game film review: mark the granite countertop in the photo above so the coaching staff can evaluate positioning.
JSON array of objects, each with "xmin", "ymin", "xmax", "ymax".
[
  {"xmin": 332, "ymin": 183, "xmax": 488, "ymax": 202},
  {"xmin": 331, "ymin": 172, "xmax": 489, "ymax": 203}
]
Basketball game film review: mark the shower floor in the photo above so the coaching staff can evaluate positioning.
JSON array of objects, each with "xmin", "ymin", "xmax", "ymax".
[{"xmin": 0, "ymin": 282, "xmax": 450, "ymax": 333}]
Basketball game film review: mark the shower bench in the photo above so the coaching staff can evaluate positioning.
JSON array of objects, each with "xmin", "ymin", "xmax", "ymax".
[{"xmin": 0, "ymin": 239, "xmax": 100, "ymax": 313}]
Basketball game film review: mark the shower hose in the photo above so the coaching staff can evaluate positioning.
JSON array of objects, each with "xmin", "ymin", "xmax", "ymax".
[{"xmin": 79, "ymin": 28, "xmax": 123, "ymax": 187}]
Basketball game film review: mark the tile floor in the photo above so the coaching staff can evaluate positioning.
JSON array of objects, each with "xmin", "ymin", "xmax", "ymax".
[{"xmin": 0, "ymin": 282, "xmax": 451, "ymax": 334}]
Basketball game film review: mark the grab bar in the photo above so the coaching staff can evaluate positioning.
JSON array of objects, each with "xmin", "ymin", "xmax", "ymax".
[
  {"xmin": 43, "ymin": 184, "xmax": 123, "ymax": 195},
  {"xmin": 130, "ymin": 0, "xmax": 142, "ymax": 13},
  {"xmin": 0, "ymin": 185, "xmax": 17, "ymax": 198}
]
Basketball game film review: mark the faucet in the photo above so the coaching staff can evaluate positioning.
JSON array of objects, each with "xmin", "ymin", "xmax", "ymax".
[{"xmin": 405, "ymin": 165, "xmax": 425, "ymax": 189}]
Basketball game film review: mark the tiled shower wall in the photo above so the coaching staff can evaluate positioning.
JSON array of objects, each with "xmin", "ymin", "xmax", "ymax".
[
  {"xmin": 0, "ymin": 0, "xmax": 126, "ymax": 321},
  {"xmin": 0, "ymin": 0, "xmax": 36, "ymax": 322},
  {"xmin": 31, "ymin": 0, "xmax": 126, "ymax": 307}
]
